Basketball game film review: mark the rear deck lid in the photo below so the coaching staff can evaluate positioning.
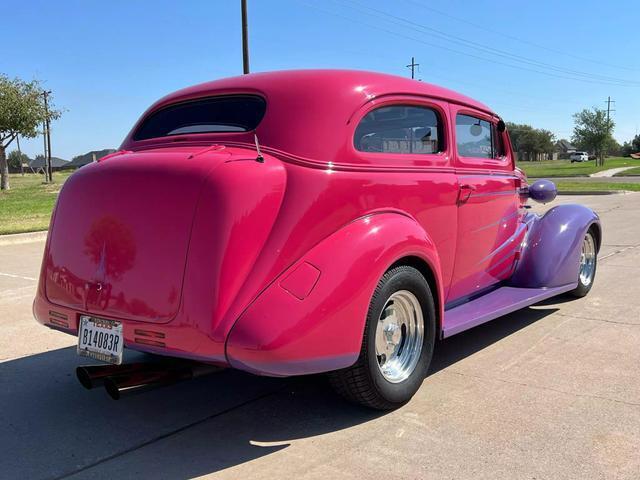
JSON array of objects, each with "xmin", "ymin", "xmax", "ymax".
[{"xmin": 44, "ymin": 148, "xmax": 227, "ymax": 323}]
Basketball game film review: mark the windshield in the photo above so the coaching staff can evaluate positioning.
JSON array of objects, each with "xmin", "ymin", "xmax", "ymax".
[{"xmin": 133, "ymin": 95, "xmax": 266, "ymax": 141}]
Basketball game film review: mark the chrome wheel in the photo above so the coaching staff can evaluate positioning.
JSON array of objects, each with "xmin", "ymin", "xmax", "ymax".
[
  {"xmin": 375, "ymin": 290, "xmax": 424, "ymax": 383},
  {"xmin": 579, "ymin": 232, "xmax": 597, "ymax": 286}
]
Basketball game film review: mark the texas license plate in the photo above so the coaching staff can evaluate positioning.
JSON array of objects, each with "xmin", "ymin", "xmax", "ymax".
[{"xmin": 77, "ymin": 315, "xmax": 124, "ymax": 365}]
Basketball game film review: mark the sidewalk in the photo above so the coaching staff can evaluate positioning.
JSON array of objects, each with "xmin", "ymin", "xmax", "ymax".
[
  {"xmin": 0, "ymin": 231, "xmax": 48, "ymax": 247},
  {"xmin": 590, "ymin": 166, "xmax": 637, "ymax": 178}
]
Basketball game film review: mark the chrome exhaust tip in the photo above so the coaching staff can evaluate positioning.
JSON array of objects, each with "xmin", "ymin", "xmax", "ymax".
[
  {"xmin": 76, "ymin": 363, "xmax": 152, "ymax": 390},
  {"xmin": 102, "ymin": 362, "xmax": 221, "ymax": 400},
  {"xmin": 77, "ymin": 360, "xmax": 221, "ymax": 398}
]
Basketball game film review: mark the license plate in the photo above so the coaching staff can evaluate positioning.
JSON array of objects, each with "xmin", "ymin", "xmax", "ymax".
[{"xmin": 77, "ymin": 315, "xmax": 124, "ymax": 365}]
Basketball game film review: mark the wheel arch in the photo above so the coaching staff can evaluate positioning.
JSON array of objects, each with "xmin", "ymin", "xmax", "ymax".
[
  {"xmin": 225, "ymin": 212, "xmax": 444, "ymax": 376},
  {"xmin": 388, "ymin": 255, "xmax": 442, "ymax": 338},
  {"xmin": 511, "ymin": 204, "xmax": 601, "ymax": 288},
  {"xmin": 588, "ymin": 221, "xmax": 602, "ymax": 252}
]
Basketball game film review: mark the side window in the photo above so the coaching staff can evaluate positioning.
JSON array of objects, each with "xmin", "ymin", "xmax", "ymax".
[
  {"xmin": 455, "ymin": 114, "xmax": 493, "ymax": 159},
  {"xmin": 492, "ymin": 124, "xmax": 506, "ymax": 158},
  {"xmin": 354, "ymin": 105, "xmax": 443, "ymax": 154}
]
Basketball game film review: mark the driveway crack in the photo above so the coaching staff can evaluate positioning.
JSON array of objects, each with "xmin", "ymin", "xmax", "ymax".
[{"xmin": 445, "ymin": 370, "xmax": 640, "ymax": 408}]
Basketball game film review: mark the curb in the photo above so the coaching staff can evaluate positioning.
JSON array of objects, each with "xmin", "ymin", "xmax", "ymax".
[
  {"xmin": 0, "ymin": 230, "xmax": 48, "ymax": 246},
  {"xmin": 557, "ymin": 190, "xmax": 629, "ymax": 196}
]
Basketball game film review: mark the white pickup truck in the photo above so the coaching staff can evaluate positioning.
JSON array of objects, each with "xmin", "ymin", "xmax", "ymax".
[{"xmin": 570, "ymin": 151, "xmax": 590, "ymax": 162}]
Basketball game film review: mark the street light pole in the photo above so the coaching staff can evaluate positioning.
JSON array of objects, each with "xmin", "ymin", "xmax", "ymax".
[{"xmin": 241, "ymin": 0, "xmax": 250, "ymax": 74}]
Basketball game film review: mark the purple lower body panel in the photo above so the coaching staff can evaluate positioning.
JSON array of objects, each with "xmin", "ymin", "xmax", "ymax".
[{"xmin": 442, "ymin": 283, "xmax": 577, "ymax": 338}]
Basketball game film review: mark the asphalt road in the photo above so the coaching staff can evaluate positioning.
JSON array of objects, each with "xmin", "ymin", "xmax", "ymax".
[
  {"xmin": 531, "ymin": 175, "xmax": 640, "ymax": 184},
  {"xmin": 1, "ymin": 193, "xmax": 639, "ymax": 480}
]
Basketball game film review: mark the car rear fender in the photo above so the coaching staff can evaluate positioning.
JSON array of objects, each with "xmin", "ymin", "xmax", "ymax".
[
  {"xmin": 225, "ymin": 212, "xmax": 443, "ymax": 377},
  {"xmin": 511, "ymin": 204, "xmax": 601, "ymax": 288}
]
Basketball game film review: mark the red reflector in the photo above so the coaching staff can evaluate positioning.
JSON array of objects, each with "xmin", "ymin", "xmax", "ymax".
[
  {"xmin": 49, "ymin": 318, "xmax": 69, "ymax": 328},
  {"xmin": 134, "ymin": 329, "xmax": 165, "ymax": 339},
  {"xmin": 134, "ymin": 338, "xmax": 166, "ymax": 348},
  {"xmin": 49, "ymin": 310, "xmax": 68, "ymax": 321}
]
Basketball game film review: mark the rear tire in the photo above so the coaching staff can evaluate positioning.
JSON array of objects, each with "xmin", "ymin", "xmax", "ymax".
[
  {"xmin": 570, "ymin": 229, "xmax": 598, "ymax": 298},
  {"xmin": 329, "ymin": 265, "xmax": 436, "ymax": 410}
]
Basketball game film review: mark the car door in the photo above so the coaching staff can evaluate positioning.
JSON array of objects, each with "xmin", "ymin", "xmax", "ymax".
[
  {"xmin": 447, "ymin": 105, "xmax": 524, "ymax": 304},
  {"xmin": 351, "ymin": 97, "xmax": 459, "ymax": 299}
]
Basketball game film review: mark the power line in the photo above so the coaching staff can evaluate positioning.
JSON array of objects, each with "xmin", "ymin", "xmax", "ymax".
[
  {"xmin": 401, "ymin": 0, "xmax": 638, "ymax": 73},
  {"xmin": 301, "ymin": 1, "xmax": 633, "ymax": 86},
  {"xmin": 303, "ymin": 0, "xmax": 632, "ymax": 87},
  {"xmin": 336, "ymin": 0, "xmax": 640, "ymax": 86}
]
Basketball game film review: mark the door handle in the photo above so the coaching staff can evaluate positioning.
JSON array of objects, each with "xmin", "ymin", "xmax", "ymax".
[{"xmin": 458, "ymin": 184, "xmax": 476, "ymax": 205}]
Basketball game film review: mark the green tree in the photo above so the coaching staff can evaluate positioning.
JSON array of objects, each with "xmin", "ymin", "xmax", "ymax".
[
  {"xmin": 607, "ymin": 137, "xmax": 622, "ymax": 156},
  {"xmin": 7, "ymin": 150, "xmax": 30, "ymax": 170},
  {"xmin": 506, "ymin": 122, "xmax": 555, "ymax": 160},
  {"xmin": 572, "ymin": 108, "xmax": 614, "ymax": 166},
  {"xmin": 0, "ymin": 75, "xmax": 61, "ymax": 190},
  {"xmin": 621, "ymin": 135, "xmax": 640, "ymax": 156}
]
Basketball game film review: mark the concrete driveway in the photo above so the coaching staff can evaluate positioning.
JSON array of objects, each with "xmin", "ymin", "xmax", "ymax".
[{"xmin": 1, "ymin": 193, "xmax": 639, "ymax": 480}]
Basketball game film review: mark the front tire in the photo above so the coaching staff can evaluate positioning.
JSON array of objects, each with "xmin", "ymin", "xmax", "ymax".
[
  {"xmin": 329, "ymin": 265, "xmax": 436, "ymax": 410},
  {"xmin": 570, "ymin": 229, "xmax": 598, "ymax": 298}
]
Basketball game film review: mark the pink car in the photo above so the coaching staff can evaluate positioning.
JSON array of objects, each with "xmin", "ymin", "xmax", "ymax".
[{"xmin": 34, "ymin": 70, "xmax": 600, "ymax": 409}]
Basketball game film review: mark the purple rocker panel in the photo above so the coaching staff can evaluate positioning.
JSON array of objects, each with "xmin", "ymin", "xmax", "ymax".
[{"xmin": 443, "ymin": 202, "xmax": 600, "ymax": 338}]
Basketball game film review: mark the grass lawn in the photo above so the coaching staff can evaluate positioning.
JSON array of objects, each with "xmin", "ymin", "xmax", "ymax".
[
  {"xmin": 554, "ymin": 181, "xmax": 640, "ymax": 192},
  {"xmin": 0, "ymin": 172, "xmax": 74, "ymax": 235},
  {"xmin": 518, "ymin": 157, "xmax": 639, "ymax": 178}
]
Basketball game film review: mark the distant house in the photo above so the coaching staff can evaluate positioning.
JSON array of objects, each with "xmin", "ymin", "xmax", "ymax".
[
  {"xmin": 555, "ymin": 139, "xmax": 577, "ymax": 154},
  {"xmin": 66, "ymin": 149, "xmax": 116, "ymax": 168},
  {"xmin": 29, "ymin": 156, "xmax": 70, "ymax": 171}
]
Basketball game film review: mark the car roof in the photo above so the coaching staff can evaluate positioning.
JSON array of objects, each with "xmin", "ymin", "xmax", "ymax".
[
  {"xmin": 152, "ymin": 69, "xmax": 494, "ymax": 115},
  {"xmin": 122, "ymin": 70, "xmax": 497, "ymax": 160}
]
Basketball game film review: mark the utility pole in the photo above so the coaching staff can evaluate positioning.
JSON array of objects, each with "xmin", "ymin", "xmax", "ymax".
[
  {"xmin": 42, "ymin": 90, "xmax": 53, "ymax": 183},
  {"xmin": 42, "ymin": 118, "xmax": 48, "ymax": 181},
  {"xmin": 406, "ymin": 57, "xmax": 419, "ymax": 79},
  {"xmin": 241, "ymin": 0, "xmax": 250, "ymax": 74},
  {"xmin": 601, "ymin": 96, "xmax": 616, "ymax": 167},
  {"xmin": 605, "ymin": 96, "xmax": 616, "ymax": 123},
  {"xmin": 16, "ymin": 135, "xmax": 24, "ymax": 176}
]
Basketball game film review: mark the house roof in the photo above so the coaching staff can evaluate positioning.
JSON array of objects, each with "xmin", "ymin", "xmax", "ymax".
[
  {"xmin": 67, "ymin": 149, "xmax": 116, "ymax": 167},
  {"xmin": 29, "ymin": 156, "xmax": 69, "ymax": 168},
  {"xmin": 556, "ymin": 139, "xmax": 576, "ymax": 150}
]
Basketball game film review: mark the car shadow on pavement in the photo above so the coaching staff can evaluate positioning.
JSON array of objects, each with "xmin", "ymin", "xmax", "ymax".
[
  {"xmin": 430, "ymin": 306, "xmax": 559, "ymax": 374},
  {"xmin": 0, "ymin": 347, "xmax": 382, "ymax": 480},
  {"xmin": 0, "ymin": 306, "xmax": 557, "ymax": 479}
]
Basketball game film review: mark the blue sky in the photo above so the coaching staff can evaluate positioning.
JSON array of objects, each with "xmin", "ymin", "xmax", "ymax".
[{"xmin": 5, "ymin": 0, "xmax": 639, "ymax": 159}]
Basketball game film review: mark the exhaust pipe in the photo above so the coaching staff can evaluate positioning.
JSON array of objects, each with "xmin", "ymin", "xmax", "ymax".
[
  {"xmin": 76, "ymin": 362, "xmax": 155, "ymax": 390},
  {"xmin": 76, "ymin": 361, "xmax": 221, "ymax": 400}
]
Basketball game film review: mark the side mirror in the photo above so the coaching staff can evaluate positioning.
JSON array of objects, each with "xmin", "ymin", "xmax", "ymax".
[{"xmin": 528, "ymin": 179, "xmax": 557, "ymax": 204}]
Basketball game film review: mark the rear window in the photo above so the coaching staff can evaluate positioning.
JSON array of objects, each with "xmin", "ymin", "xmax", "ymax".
[
  {"xmin": 133, "ymin": 95, "xmax": 266, "ymax": 141},
  {"xmin": 354, "ymin": 105, "xmax": 443, "ymax": 154}
]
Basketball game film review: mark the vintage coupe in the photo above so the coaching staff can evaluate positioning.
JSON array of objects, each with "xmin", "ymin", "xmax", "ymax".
[{"xmin": 34, "ymin": 70, "xmax": 600, "ymax": 409}]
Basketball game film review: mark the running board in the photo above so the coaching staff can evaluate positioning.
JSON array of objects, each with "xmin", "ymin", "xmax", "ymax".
[{"xmin": 442, "ymin": 283, "xmax": 577, "ymax": 338}]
